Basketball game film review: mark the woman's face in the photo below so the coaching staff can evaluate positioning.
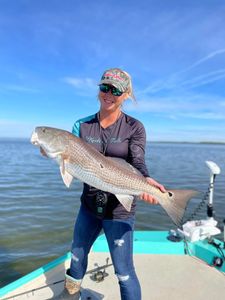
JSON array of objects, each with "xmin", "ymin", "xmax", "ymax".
[{"xmin": 98, "ymin": 85, "xmax": 128, "ymax": 113}]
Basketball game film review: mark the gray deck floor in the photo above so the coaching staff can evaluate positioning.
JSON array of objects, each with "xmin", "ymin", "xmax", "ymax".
[
  {"xmin": 2, "ymin": 252, "xmax": 225, "ymax": 300},
  {"xmin": 82, "ymin": 252, "xmax": 225, "ymax": 300}
]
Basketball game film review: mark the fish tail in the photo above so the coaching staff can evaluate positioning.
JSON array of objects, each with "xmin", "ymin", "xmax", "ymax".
[{"xmin": 163, "ymin": 189, "xmax": 198, "ymax": 227}]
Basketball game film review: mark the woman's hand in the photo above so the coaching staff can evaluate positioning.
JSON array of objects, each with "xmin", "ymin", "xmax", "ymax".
[{"xmin": 140, "ymin": 177, "xmax": 166, "ymax": 204}]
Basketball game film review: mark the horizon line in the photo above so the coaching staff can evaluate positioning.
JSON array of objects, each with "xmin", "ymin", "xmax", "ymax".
[{"xmin": 0, "ymin": 137, "xmax": 224, "ymax": 145}]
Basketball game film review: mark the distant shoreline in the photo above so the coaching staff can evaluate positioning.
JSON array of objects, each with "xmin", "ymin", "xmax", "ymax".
[
  {"xmin": 0, "ymin": 137, "xmax": 224, "ymax": 145},
  {"xmin": 148, "ymin": 141, "xmax": 225, "ymax": 145}
]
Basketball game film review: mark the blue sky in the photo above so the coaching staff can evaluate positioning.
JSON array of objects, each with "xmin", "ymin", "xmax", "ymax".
[{"xmin": 0, "ymin": 0, "xmax": 225, "ymax": 142}]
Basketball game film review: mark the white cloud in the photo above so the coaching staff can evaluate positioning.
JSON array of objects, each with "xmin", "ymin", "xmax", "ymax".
[
  {"xmin": 0, "ymin": 84, "xmax": 40, "ymax": 93},
  {"xmin": 62, "ymin": 76, "xmax": 99, "ymax": 98},
  {"xmin": 139, "ymin": 68, "xmax": 225, "ymax": 95},
  {"xmin": 180, "ymin": 70, "xmax": 225, "ymax": 89},
  {"xmin": 63, "ymin": 77, "xmax": 98, "ymax": 95},
  {"xmin": 139, "ymin": 49, "xmax": 225, "ymax": 95},
  {"xmin": 178, "ymin": 112, "xmax": 225, "ymax": 120},
  {"xmin": 124, "ymin": 94, "xmax": 225, "ymax": 120},
  {"xmin": 175, "ymin": 48, "xmax": 225, "ymax": 75},
  {"xmin": 63, "ymin": 77, "xmax": 95, "ymax": 88}
]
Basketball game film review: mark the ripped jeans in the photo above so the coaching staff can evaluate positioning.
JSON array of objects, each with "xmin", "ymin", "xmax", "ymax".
[{"xmin": 69, "ymin": 204, "xmax": 141, "ymax": 300}]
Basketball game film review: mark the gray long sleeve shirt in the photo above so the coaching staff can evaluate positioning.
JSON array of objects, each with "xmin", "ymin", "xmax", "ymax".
[{"xmin": 72, "ymin": 112, "xmax": 150, "ymax": 219}]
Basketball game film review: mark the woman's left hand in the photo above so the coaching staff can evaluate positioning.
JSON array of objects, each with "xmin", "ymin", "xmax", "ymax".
[{"xmin": 140, "ymin": 177, "xmax": 166, "ymax": 205}]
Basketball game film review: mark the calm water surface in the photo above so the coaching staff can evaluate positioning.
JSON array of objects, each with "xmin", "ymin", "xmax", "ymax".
[{"xmin": 0, "ymin": 140, "xmax": 225, "ymax": 287}]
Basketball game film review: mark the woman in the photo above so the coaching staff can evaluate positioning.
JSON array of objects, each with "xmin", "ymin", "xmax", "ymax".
[{"xmin": 54, "ymin": 68, "xmax": 166, "ymax": 300}]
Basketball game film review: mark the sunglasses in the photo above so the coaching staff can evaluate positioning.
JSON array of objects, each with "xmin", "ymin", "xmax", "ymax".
[{"xmin": 99, "ymin": 84, "xmax": 123, "ymax": 96}]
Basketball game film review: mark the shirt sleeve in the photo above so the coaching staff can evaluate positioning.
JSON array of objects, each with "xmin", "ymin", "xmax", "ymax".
[
  {"xmin": 72, "ymin": 121, "xmax": 80, "ymax": 137},
  {"xmin": 128, "ymin": 121, "xmax": 150, "ymax": 177}
]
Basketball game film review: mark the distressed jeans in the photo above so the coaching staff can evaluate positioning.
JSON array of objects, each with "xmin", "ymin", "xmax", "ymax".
[{"xmin": 70, "ymin": 204, "xmax": 141, "ymax": 300}]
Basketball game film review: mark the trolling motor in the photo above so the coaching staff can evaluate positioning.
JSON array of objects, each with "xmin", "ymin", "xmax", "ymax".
[
  {"xmin": 206, "ymin": 161, "xmax": 221, "ymax": 218},
  {"xmin": 178, "ymin": 160, "xmax": 221, "ymax": 242}
]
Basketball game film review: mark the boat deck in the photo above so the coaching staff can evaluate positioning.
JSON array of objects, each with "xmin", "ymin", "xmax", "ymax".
[
  {"xmin": 1, "ymin": 231, "xmax": 225, "ymax": 300},
  {"xmin": 2, "ymin": 252, "xmax": 225, "ymax": 300},
  {"xmin": 135, "ymin": 253, "xmax": 225, "ymax": 300},
  {"xmin": 79, "ymin": 253, "xmax": 225, "ymax": 300}
]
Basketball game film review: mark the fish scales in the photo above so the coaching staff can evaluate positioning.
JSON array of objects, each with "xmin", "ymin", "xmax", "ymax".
[
  {"xmin": 68, "ymin": 138, "xmax": 147, "ymax": 193},
  {"xmin": 31, "ymin": 126, "xmax": 198, "ymax": 226}
]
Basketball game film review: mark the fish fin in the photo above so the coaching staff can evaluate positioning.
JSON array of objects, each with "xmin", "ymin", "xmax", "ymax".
[
  {"xmin": 162, "ymin": 189, "xmax": 198, "ymax": 227},
  {"xmin": 115, "ymin": 194, "xmax": 134, "ymax": 211},
  {"xmin": 110, "ymin": 157, "xmax": 142, "ymax": 176},
  {"xmin": 61, "ymin": 171, "xmax": 73, "ymax": 188},
  {"xmin": 60, "ymin": 168, "xmax": 74, "ymax": 188},
  {"xmin": 59, "ymin": 157, "xmax": 74, "ymax": 188}
]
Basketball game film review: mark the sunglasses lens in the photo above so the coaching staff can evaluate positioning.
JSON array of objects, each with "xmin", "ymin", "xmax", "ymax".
[
  {"xmin": 99, "ymin": 84, "xmax": 110, "ymax": 93},
  {"xmin": 99, "ymin": 84, "xmax": 123, "ymax": 96},
  {"xmin": 111, "ymin": 87, "xmax": 123, "ymax": 96}
]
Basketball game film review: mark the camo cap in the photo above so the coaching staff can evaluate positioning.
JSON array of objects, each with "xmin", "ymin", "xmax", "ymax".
[{"xmin": 98, "ymin": 68, "xmax": 130, "ymax": 93}]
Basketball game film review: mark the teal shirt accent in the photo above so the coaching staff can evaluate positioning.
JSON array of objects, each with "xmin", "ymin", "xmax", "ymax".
[{"xmin": 72, "ymin": 114, "xmax": 96, "ymax": 137}]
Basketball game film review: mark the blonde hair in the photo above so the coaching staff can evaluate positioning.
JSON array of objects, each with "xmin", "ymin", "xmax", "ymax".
[{"xmin": 117, "ymin": 69, "xmax": 136, "ymax": 102}]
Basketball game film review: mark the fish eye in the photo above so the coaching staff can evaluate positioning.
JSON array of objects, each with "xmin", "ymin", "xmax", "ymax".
[{"xmin": 42, "ymin": 128, "xmax": 46, "ymax": 133}]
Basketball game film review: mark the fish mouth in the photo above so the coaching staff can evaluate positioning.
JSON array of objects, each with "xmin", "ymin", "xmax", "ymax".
[{"xmin": 30, "ymin": 131, "xmax": 39, "ymax": 145}]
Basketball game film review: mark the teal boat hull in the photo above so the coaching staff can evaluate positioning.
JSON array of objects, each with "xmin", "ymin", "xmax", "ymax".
[{"xmin": 1, "ymin": 231, "xmax": 224, "ymax": 299}]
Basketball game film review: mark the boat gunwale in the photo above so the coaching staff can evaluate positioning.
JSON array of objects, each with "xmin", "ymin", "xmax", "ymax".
[
  {"xmin": 1, "ymin": 230, "xmax": 224, "ymax": 298},
  {"xmin": 0, "ymin": 253, "xmax": 71, "ymax": 298}
]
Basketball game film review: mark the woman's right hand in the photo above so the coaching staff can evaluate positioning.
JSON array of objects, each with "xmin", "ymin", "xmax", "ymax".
[{"xmin": 140, "ymin": 177, "xmax": 166, "ymax": 204}]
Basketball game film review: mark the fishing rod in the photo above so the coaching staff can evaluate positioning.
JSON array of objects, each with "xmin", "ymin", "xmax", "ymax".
[{"xmin": 1, "ymin": 259, "xmax": 112, "ymax": 300}]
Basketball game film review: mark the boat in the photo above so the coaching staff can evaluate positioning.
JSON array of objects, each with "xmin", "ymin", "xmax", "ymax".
[{"xmin": 1, "ymin": 161, "xmax": 225, "ymax": 300}]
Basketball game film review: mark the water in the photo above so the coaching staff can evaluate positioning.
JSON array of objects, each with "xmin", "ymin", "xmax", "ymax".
[{"xmin": 0, "ymin": 140, "xmax": 225, "ymax": 287}]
